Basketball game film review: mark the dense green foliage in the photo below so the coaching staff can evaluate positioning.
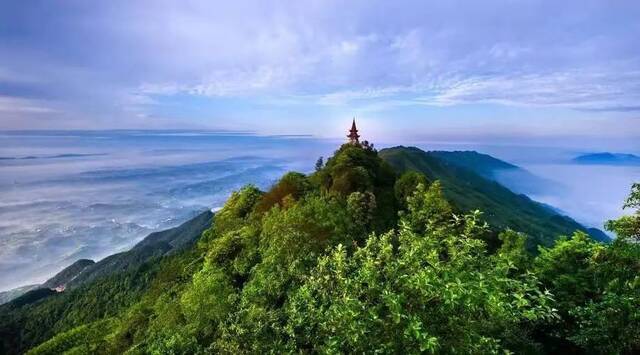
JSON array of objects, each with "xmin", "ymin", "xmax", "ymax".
[
  {"xmin": 533, "ymin": 232, "xmax": 640, "ymax": 353},
  {"xmin": 605, "ymin": 182, "xmax": 640, "ymax": 241},
  {"xmin": 0, "ymin": 255, "xmax": 168, "ymax": 354},
  {"xmin": 2, "ymin": 143, "xmax": 638, "ymax": 354},
  {"xmin": 286, "ymin": 184, "xmax": 555, "ymax": 354}
]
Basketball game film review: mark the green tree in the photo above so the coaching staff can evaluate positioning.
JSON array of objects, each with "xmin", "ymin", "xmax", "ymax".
[
  {"xmin": 204, "ymin": 185, "xmax": 262, "ymax": 242},
  {"xmin": 254, "ymin": 172, "xmax": 311, "ymax": 214},
  {"xmin": 346, "ymin": 191, "xmax": 377, "ymax": 236},
  {"xmin": 405, "ymin": 181, "xmax": 453, "ymax": 234},
  {"xmin": 532, "ymin": 185, "xmax": 640, "ymax": 353},
  {"xmin": 605, "ymin": 182, "xmax": 640, "ymax": 240},
  {"xmin": 394, "ymin": 170, "xmax": 428, "ymax": 209},
  {"xmin": 315, "ymin": 156, "xmax": 324, "ymax": 171},
  {"xmin": 286, "ymin": 208, "xmax": 554, "ymax": 354},
  {"xmin": 316, "ymin": 143, "xmax": 395, "ymax": 197}
]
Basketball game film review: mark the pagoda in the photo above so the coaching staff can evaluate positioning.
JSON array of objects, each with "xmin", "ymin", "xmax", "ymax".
[{"xmin": 347, "ymin": 118, "xmax": 360, "ymax": 145}]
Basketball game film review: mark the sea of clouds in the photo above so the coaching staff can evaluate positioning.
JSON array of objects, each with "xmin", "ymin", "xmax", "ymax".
[
  {"xmin": 1, "ymin": 131, "xmax": 637, "ymax": 292},
  {"xmin": 0, "ymin": 131, "xmax": 334, "ymax": 291}
]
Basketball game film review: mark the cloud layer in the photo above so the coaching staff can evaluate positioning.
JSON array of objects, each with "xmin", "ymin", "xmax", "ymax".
[{"xmin": 1, "ymin": 0, "xmax": 639, "ymax": 136}]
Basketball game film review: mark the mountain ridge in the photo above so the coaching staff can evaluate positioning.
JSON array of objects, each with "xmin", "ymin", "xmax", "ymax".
[
  {"xmin": 379, "ymin": 146, "xmax": 609, "ymax": 246},
  {"xmin": 0, "ymin": 210, "xmax": 214, "ymax": 305},
  {"xmin": 426, "ymin": 150, "xmax": 562, "ymax": 196}
]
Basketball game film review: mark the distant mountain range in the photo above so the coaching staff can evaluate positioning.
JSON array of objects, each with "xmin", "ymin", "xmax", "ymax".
[{"xmin": 572, "ymin": 152, "xmax": 640, "ymax": 166}]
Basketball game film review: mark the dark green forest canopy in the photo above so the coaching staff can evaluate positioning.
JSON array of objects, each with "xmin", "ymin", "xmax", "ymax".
[{"xmin": 1, "ymin": 143, "xmax": 638, "ymax": 355}]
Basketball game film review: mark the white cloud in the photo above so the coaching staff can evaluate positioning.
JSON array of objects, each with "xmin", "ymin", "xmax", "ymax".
[
  {"xmin": 0, "ymin": 96, "xmax": 57, "ymax": 114},
  {"xmin": 417, "ymin": 69, "xmax": 640, "ymax": 110},
  {"xmin": 1, "ymin": 0, "xmax": 640, "ymax": 128}
]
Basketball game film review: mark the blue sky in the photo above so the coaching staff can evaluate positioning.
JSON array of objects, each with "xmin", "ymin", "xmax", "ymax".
[{"xmin": 1, "ymin": 0, "xmax": 639, "ymax": 146}]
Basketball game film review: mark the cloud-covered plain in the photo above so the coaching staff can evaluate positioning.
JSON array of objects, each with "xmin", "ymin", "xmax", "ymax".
[{"xmin": 1, "ymin": 0, "xmax": 639, "ymax": 134}]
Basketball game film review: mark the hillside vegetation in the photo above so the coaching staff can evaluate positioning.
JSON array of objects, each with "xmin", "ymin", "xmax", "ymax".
[
  {"xmin": 1, "ymin": 143, "xmax": 638, "ymax": 354},
  {"xmin": 0, "ymin": 211, "xmax": 213, "ymax": 307},
  {"xmin": 380, "ymin": 146, "xmax": 609, "ymax": 246},
  {"xmin": 426, "ymin": 150, "xmax": 561, "ymax": 196}
]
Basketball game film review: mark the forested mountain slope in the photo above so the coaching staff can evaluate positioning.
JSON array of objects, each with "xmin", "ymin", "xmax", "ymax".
[
  {"xmin": 0, "ymin": 211, "xmax": 214, "ymax": 306},
  {"xmin": 0, "ymin": 211, "xmax": 214, "ymax": 354},
  {"xmin": 427, "ymin": 150, "xmax": 518, "ymax": 177},
  {"xmin": 379, "ymin": 146, "xmax": 609, "ymax": 246},
  {"xmin": 41, "ymin": 259, "xmax": 94, "ymax": 290},
  {"xmin": 68, "ymin": 210, "xmax": 213, "ymax": 287},
  {"xmin": 427, "ymin": 150, "xmax": 560, "ymax": 196}
]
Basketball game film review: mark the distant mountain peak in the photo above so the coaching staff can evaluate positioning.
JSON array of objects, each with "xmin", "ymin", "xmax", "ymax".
[{"xmin": 573, "ymin": 152, "xmax": 640, "ymax": 166}]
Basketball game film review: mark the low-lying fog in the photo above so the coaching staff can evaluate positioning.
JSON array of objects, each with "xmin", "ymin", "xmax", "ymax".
[
  {"xmin": 0, "ymin": 131, "xmax": 637, "ymax": 292},
  {"xmin": 0, "ymin": 131, "xmax": 336, "ymax": 291},
  {"xmin": 411, "ymin": 142, "xmax": 639, "ymax": 234}
]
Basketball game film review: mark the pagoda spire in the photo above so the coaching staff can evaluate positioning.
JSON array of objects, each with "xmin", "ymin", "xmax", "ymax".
[{"xmin": 347, "ymin": 118, "xmax": 360, "ymax": 144}]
